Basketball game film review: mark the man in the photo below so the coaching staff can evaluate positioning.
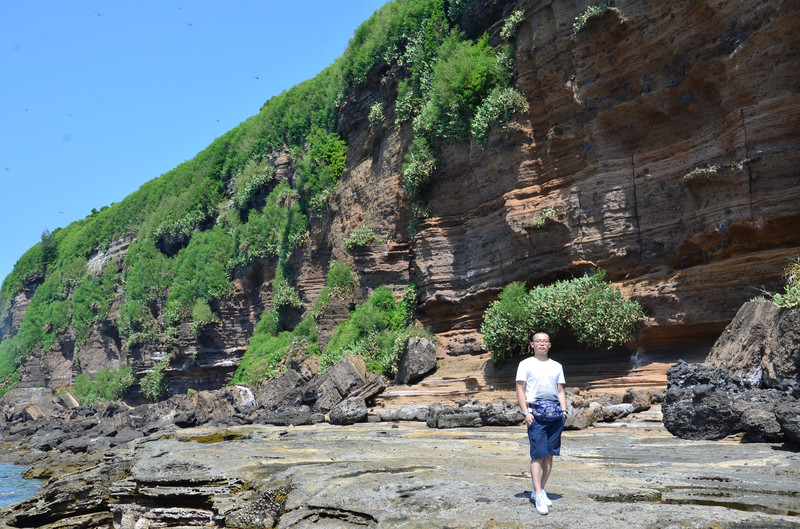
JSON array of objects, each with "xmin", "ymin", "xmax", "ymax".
[{"xmin": 515, "ymin": 331, "xmax": 567, "ymax": 515}]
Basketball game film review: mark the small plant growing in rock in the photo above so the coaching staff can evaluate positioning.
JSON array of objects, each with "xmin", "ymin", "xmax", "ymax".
[
  {"xmin": 531, "ymin": 208, "xmax": 556, "ymax": 228},
  {"xmin": 344, "ymin": 223, "xmax": 378, "ymax": 250},
  {"xmin": 573, "ymin": 2, "xmax": 610, "ymax": 34},
  {"xmin": 500, "ymin": 9, "xmax": 525, "ymax": 40},
  {"xmin": 773, "ymin": 257, "xmax": 800, "ymax": 308},
  {"xmin": 368, "ymin": 102, "xmax": 385, "ymax": 127}
]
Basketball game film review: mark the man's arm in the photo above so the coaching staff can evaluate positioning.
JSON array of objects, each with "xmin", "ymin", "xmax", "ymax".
[
  {"xmin": 516, "ymin": 381, "xmax": 532, "ymax": 425},
  {"xmin": 557, "ymin": 382, "xmax": 567, "ymax": 416}
]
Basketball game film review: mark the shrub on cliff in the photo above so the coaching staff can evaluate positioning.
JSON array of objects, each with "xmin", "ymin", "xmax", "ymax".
[
  {"xmin": 481, "ymin": 271, "xmax": 644, "ymax": 361},
  {"xmin": 69, "ymin": 366, "xmax": 135, "ymax": 406},
  {"xmin": 141, "ymin": 354, "xmax": 172, "ymax": 402},
  {"xmin": 321, "ymin": 284, "xmax": 424, "ymax": 376}
]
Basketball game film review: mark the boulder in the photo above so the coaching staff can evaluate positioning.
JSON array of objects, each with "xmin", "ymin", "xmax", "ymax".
[
  {"xmin": 329, "ymin": 397, "xmax": 368, "ymax": 425},
  {"xmin": 1, "ymin": 387, "xmax": 57, "ymax": 420},
  {"xmin": 426, "ymin": 404, "xmax": 483, "ymax": 428},
  {"xmin": 623, "ymin": 388, "xmax": 653, "ymax": 412},
  {"xmin": 348, "ymin": 372, "xmax": 387, "ymax": 403},
  {"xmin": 565, "ymin": 401, "xmax": 603, "ymax": 430},
  {"xmin": 396, "ymin": 405, "xmax": 429, "ymax": 422},
  {"xmin": 256, "ymin": 369, "xmax": 306, "ymax": 411},
  {"xmin": 705, "ymin": 301, "xmax": 800, "ymax": 390},
  {"xmin": 303, "ymin": 354, "xmax": 368, "ymax": 413},
  {"xmin": 394, "ymin": 336, "xmax": 437, "ymax": 385},
  {"xmin": 479, "ymin": 400, "xmax": 525, "ymax": 426},
  {"xmin": 663, "ymin": 361, "xmax": 795, "ymax": 440},
  {"xmin": 740, "ymin": 408, "xmax": 784, "ymax": 443},
  {"xmin": 775, "ymin": 402, "xmax": 800, "ymax": 444},
  {"xmin": 602, "ymin": 403, "xmax": 634, "ymax": 422}
]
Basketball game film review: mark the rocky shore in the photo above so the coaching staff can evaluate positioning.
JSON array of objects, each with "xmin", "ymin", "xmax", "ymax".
[
  {"xmin": 1, "ymin": 300, "xmax": 798, "ymax": 527},
  {"xmin": 2, "ymin": 414, "xmax": 799, "ymax": 529}
]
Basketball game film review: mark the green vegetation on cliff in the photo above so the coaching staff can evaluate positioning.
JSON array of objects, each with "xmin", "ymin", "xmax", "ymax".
[{"xmin": 0, "ymin": 0, "xmax": 527, "ymax": 397}]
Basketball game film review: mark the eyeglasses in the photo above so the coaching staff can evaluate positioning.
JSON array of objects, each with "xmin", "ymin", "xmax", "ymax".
[{"xmin": 531, "ymin": 340, "xmax": 550, "ymax": 343}]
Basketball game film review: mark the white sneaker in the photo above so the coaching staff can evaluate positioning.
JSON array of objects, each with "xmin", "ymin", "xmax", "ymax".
[
  {"xmin": 534, "ymin": 492, "xmax": 549, "ymax": 515},
  {"xmin": 541, "ymin": 489, "xmax": 553, "ymax": 507}
]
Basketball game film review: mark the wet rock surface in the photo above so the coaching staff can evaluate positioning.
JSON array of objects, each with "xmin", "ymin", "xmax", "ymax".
[{"xmin": 2, "ymin": 417, "xmax": 799, "ymax": 529}]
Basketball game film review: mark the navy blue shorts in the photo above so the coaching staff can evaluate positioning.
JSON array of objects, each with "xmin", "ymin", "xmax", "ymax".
[{"xmin": 527, "ymin": 416, "xmax": 565, "ymax": 459}]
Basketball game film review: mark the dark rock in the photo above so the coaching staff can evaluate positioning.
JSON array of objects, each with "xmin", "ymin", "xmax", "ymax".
[
  {"xmin": 740, "ymin": 408, "xmax": 785, "ymax": 443},
  {"xmin": 426, "ymin": 404, "xmax": 483, "ymax": 428},
  {"xmin": 705, "ymin": 301, "xmax": 800, "ymax": 389},
  {"xmin": 663, "ymin": 362, "xmax": 749, "ymax": 439},
  {"xmin": 623, "ymin": 388, "xmax": 652, "ymax": 412},
  {"xmin": 602, "ymin": 403, "xmax": 634, "ymax": 422},
  {"xmin": 256, "ymin": 369, "xmax": 306, "ymax": 410},
  {"xmin": 303, "ymin": 354, "xmax": 368, "ymax": 413},
  {"xmin": 479, "ymin": 400, "xmax": 524, "ymax": 426},
  {"xmin": 329, "ymin": 397, "xmax": 368, "ymax": 425},
  {"xmin": 394, "ymin": 336, "xmax": 437, "ymax": 385},
  {"xmin": 255, "ymin": 406, "xmax": 313, "ymax": 427},
  {"xmin": 663, "ymin": 361, "xmax": 795, "ymax": 440},
  {"xmin": 348, "ymin": 372, "xmax": 386, "ymax": 403},
  {"xmin": 775, "ymin": 401, "xmax": 800, "ymax": 444}
]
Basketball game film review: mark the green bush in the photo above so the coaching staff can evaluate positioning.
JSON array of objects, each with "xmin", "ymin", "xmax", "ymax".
[
  {"xmin": 481, "ymin": 271, "xmax": 644, "ymax": 361},
  {"xmin": 231, "ymin": 181, "xmax": 309, "ymax": 268},
  {"xmin": 310, "ymin": 260, "xmax": 357, "ymax": 319},
  {"xmin": 402, "ymin": 136, "xmax": 437, "ymax": 210},
  {"xmin": 470, "ymin": 86, "xmax": 529, "ymax": 147},
  {"xmin": 321, "ymin": 285, "xmax": 418, "ymax": 376},
  {"xmin": 141, "ymin": 354, "xmax": 172, "ymax": 402},
  {"xmin": 344, "ymin": 224, "xmax": 378, "ymax": 250},
  {"xmin": 530, "ymin": 208, "xmax": 556, "ymax": 228},
  {"xmin": 229, "ymin": 316, "xmax": 294, "ymax": 386},
  {"xmin": 163, "ymin": 227, "xmax": 235, "ymax": 326},
  {"xmin": 191, "ymin": 299, "xmax": 219, "ymax": 336},
  {"xmin": 368, "ymin": 102, "xmax": 385, "ymax": 127},
  {"xmin": 231, "ymin": 163, "xmax": 277, "ymax": 215},
  {"xmin": 414, "ymin": 32, "xmax": 511, "ymax": 142},
  {"xmin": 69, "ymin": 366, "xmax": 135, "ymax": 406},
  {"xmin": 295, "ymin": 125, "xmax": 348, "ymax": 213}
]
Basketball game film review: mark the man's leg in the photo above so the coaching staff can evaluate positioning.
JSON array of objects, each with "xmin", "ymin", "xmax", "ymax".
[
  {"xmin": 530, "ymin": 457, "xmax": 545, "ymax": 494},
  {"xmin": 539, "ymin": 455, "xmax": 553, "ymax": 490}
]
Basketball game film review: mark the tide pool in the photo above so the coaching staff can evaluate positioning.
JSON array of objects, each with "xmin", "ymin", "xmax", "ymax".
[{"xmin": 0, "ymin": 462, "xmax": 41, "ymax": 509}]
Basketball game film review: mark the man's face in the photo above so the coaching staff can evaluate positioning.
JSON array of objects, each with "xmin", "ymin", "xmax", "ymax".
[{"xmin": 531, "ymin": 334, "xmax": 551, "ymax": 354}]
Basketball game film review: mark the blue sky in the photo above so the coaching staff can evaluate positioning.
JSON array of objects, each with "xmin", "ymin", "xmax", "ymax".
[{"xmin": 0, "ymin": 0, "xmax": 389, "ymax": 284}]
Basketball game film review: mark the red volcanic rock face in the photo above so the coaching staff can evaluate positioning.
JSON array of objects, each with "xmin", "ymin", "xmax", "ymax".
[{"xmin": 318, "ymin": 0, "xmax": 800, "ymax": 359}]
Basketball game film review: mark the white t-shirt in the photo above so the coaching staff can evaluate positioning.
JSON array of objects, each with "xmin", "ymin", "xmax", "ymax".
[{"xmin": 516, "ymin": 356, "xmax": 565, "ymax": 403}]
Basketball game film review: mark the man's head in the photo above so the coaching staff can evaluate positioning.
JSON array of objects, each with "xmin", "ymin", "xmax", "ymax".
[{"xmin": 530, "ymin": 332, "xmax": 551, "ymax": 356}]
